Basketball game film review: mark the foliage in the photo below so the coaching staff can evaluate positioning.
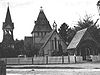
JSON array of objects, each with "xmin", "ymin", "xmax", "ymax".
[
  {"xmin": 58, "ymin": 23, "xmax": 69, "ymax": 42},
  {"xmin": 75, "ymin": 14, "xmax": 94, "ymax": 31},
  {"xmin": 14, "ymin": 40, "xmax": 24, "ymax": 55},
  {"xmin": 66, "ymin": 28, "xmax": 76, "ymax": 43},
  {"xmin": 0, "ymin": 40, "xmax": 25, "ymax": 58},
  {"xmin": 27, "ymin": 46, "xmax": 39, "ymax": 57},
  {"xmin": 58, "ymin": 14, "xmax": 99, "ymax": 46},
  {"xmin": 58, "ymin": 23, "xmax": 76, "ymax": 44},
  {"xmin": 0, "ymin": 47, "xmax": 17, "ymax": 58},
  {"xmin": 75, "ymin": 14, "xmax": 100, "ymax": 42}
]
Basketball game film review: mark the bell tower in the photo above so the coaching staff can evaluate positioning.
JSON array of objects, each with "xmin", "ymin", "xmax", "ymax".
[{"xmin": 2, "ymin": 6, "xmax": 14, "ymax": 48}]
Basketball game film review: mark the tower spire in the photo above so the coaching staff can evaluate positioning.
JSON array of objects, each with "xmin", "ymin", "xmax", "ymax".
[{"xmin": 5, "ymin": 5, "xmax": 12, "ymax": 24}]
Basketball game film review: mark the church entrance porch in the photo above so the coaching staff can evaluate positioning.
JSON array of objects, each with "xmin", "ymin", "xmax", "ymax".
[
  {"xmin": 81, "ymin": 47, "xmax": 92, "ymax": 61},
  {"xmin": 77, "ymin": 40, "xmax": 98, "ymax": 61}
]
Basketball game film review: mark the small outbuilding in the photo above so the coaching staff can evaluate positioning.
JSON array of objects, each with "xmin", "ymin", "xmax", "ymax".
[{"xmin": 67, "ymin": 28, "xmax": 99, "ymax": 60}]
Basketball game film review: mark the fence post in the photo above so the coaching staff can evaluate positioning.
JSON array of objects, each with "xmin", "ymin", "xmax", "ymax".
[
  {"xmin": 62, "ymin": 55, "xmax": 64, "ymax": 64},
  {"xmin": 32, "ymin": 57, "xmax": 34, "ymax": 64},
  {"xmin": 68, "ymin": 54, "xmax": 70, "ymax": 63},
  {"xmin": 74, "ymin": 54, "xmax": 77, "ymax": 63},
  {"xmin": 18, "ymin": 58, "xmax": 20, "ymax": 65},
  {"xmin": 46, "ymin": 55, "xmax": 48, "ymax": 64}
]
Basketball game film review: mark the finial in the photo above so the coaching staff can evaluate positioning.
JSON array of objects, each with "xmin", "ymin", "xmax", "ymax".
[
  {"xmin": 40, "ymin": 6, "xmax": 42, "ymax": 9},
  {"xmin": 40, "ymin": 6, "xmax": 43, "ymax": 11},
  {"xmin": 53, "ymin": 20, "xmax": 57, "ymax": 30}
]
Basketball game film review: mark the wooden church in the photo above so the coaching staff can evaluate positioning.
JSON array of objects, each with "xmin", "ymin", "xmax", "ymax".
[
  {"xmin": 67, "ymin": 27, "xmax": 99, "ymax": 60},
  {"xmin": 24, "ymin": 7, "xmax": 67, "ymax": 56}
]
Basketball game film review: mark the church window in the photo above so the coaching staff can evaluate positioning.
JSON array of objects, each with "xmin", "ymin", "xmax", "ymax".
[
  {"xmin": 58, "ymin": 40, "xmax": 60, "ymax": 50},
  {"xmin": 9, "ymin": 31, "xmax": 11, "ymax": 35},
  {"xmin": 54, "ymin": 37, "xmax": 57, "ymax": 50},
  {"xmin": 52, "ymin": 40, "xmax": 54, "ymax": 50},
  {"xmin": 41, "ymin": 32, "xmax": 43, "ymax": 36},
  {"xmin": 43, "ymin": 32, "xmax": 45, "ymax": 36},
  {"xmin": 4, "ymin": 30, "xmax": 7, "ymax": 35}
]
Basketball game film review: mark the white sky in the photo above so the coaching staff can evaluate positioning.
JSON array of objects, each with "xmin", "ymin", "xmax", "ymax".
[{"xmin": 0, "ymin": 0, "xmax": 99, "ymax": 42}]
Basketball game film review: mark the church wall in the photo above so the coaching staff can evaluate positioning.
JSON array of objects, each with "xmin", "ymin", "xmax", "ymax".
[
  {"xmin": 42, "ymin": 31, "xmax": 67, "ymax": 56},
  {"xmin": 49, "ymin": 32, "xmax": 67, "ymax": 52},
  {"xmin": 43, "ymin": 41, "xmax": 51, "ymax": 55},
  {"xmin": 33, "ymin": 37, "xmax": 42, "ymax": 43},
  {"xmin": 50, "ymin": 32, "xmax": 60, "ymax": 50},
  {"xmin": 34, "ymin": 33, "xmax": 39, "ymax": 37},
  {"xmin": 61, "ymin": 40, "xmax": 67, "ymax": 52}
]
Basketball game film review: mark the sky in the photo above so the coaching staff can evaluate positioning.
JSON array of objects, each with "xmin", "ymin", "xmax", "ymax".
[{"xmin": 0, "ymin": 0, "xmax": 99, "ymax": 42}]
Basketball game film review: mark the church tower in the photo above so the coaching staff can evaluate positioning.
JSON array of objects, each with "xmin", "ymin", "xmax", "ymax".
[
  {"xmin": 31, "ymin": 7, "xmax": 52, "ymax": 44},
  {"xmin": 31, "ymin": 7, "xmax": 52, "ymax": 35},
  {"xmin": 2, "ymin": 6, "xmax": 14, "ymax": 48}
]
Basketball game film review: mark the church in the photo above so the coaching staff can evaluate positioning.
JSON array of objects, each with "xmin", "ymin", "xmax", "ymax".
[
  {"xmin": 0, "ymin": 6, "xmax": 100, "ymax": 58},
  {"xmin": 67, "ymin": 27, "xmax": 100, "ymax": 60},
  {"xmin": 0, "ymin": 6, "xmax": 67, "ymax": 57},
  {"xmin": 24, "ymin": 7, "xmax": 67, "ymax": 56},
  {"xmin": 1, "ymin": 6, "xmax": 14, "ymax": 49}
]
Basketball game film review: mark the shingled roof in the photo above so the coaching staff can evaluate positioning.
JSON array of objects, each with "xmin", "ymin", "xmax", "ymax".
[
  {"xmin": 31, "ymin": 8, "xmax": 52, "ymax": 33},
  {"xmin": 5, "ymin": 6, "xmax": 12, "ymax": 24},
  {"xmin": 67, "ymin": 27, "xmax": 98, "ymax": 50},
  {"xmin": 67, "ymin": 28, "xmax": 88, "ymax": 49}
]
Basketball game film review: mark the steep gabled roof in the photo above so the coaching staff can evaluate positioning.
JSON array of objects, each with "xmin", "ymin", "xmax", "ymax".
[
  {"xmin": 40, "ymin": 29, "xmax": 67, "ymax": 49},
  {"xmin": 67, "ymin": 27, "xmax": 98, "ymax": 50},
  {"xmin": 67, "ymin": 28, "xmax": 87, "ymax": 49},
  {"xmin": 39, "ymin": 30, "xmax": 54, "ymax": 44},
  {"xmin": 5, "ymin": 6, "xmax": 12, "ymax": 24},
  {"xmin": 31, "ymin": 8, "xmax": 52, "ymax": 33},
  {"xmin": 3, "ymin": 6, "xmax": 14, "ymax": 29}
]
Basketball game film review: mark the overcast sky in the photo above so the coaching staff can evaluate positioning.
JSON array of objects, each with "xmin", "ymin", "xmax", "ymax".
[{"xmin": 0, "ymin": 0, "xmax": 99, "ymax": 42}]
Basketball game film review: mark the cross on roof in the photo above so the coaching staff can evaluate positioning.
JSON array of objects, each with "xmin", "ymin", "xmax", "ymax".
[{"xmin": 40, "ymin": 6, "xmax": 43, "ymax": 9}]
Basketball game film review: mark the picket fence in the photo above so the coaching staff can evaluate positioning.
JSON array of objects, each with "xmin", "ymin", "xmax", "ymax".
[
  {"xmin": 90, "ymin": 55, "xmax": 100, "ymax": 62},
  {"xmin": 1, "ymin": 56, "xmax": 83, "ymax": 65}
]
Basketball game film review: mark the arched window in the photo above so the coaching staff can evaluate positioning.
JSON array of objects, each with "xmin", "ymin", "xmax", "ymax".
[
  {"xmin": 54, "ymin": 37, "xmax": 57, "ymax": 50},
  {"xmin": 41, "ymin": 32, "xmax": 43, "ymax": 36}
]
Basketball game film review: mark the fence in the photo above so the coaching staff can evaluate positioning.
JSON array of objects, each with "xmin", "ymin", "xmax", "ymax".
[
  {"xmin": 0, "ymin": 60, "xmax": 6, "ymax": 75},
  {"xmin": 1, "ymin": 56, "xmax": 83, "ymax": 65},
  {"xmin": 90, "ymin": 55, "xmax": 100, "ymax": 62},
  {"xmin": 1, "ymin": 55, "xmax": 100, "ymax": 65}
]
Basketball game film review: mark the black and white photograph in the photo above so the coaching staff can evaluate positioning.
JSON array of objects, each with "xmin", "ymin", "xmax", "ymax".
[{"xmin": 0, "ymin": 0, "xmax": 100, "ymax": 75}]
